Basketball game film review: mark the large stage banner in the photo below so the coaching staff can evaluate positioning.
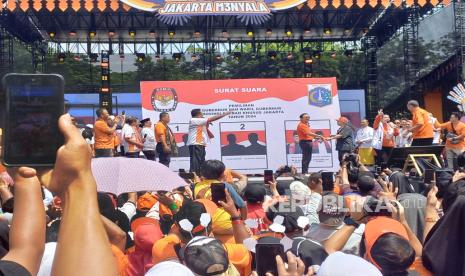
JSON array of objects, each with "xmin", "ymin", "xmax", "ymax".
[{"xmin": 141, "ymin": 78, "xmax": 342, "ymax": 173}]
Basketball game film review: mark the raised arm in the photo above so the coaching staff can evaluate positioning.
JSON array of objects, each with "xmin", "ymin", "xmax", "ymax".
[
  {"xmin": 207, "ymin": 111, "xmax": 232, "ymax": 123},
  {"xmin": 40, "ymin": 114, "xmax": 117, "ymax": 276},
  {"xmin": 218, "ymin": 188, "xmax": 251, "ymax": 244},
  {"xmin": 101, "ymin": 215, "xmax": 127, "ymax": 252},
  {"xmin": 1, "ymin": 168, "xmax": 45, "ymax": 276}
]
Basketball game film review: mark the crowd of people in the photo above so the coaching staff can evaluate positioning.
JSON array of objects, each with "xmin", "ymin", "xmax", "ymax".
[{"xmin": 0, "ymin": 100, "xmax": 464, "ymax": 276}]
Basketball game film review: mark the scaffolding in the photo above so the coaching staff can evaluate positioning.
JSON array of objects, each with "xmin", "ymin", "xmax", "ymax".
[
  {"xmin": 364, "ymin": 36, "xmax": 379, "ymax": 120},
  {"xmin": 403, "ymin": 5, "xmax": 421, "ymax": 103},
  {"xmin": 0, "ymin": 28, "xmax": 13, "ymax": 80},
  {"xmin": 455, "ymin": 0, "xmax": 465, "ymax": 80}
]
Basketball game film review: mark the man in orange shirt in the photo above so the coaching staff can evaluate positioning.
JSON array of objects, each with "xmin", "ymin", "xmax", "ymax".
[
  {"xmin": 297, "ymin": 113, "xmax": 324, "ymax": 174},
  {"xmin": 407, "ymin": 100, "xmax": 434, "ymax": 146},
  {"xmin": 155, "ymin": 112, "xmax": 176, "ymax": 167},
  {"xmin": 434, "ymin": 112, "xmax": 465, "ymax": 170},
  {"xmin": 94, "ymin": 108, "xmax": 120, "ymax": 158},
  {"xmin": 373, "ymin": 110, "xmax": 399, "ymax": 164}
]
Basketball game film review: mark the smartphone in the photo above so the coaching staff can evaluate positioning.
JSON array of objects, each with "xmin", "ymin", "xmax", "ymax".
[
  {"xmin": 264, "ymin": 170, "xmax": 274, "ymax": 184},
  {"xmin": 375, "ymin": 166, "xmax": 381, "ymax": 174},
  {"xmin": 255, "ymin": 243, "xmax": 285, "ymax": 276},
  {"xmin": 210, "ymin": 183, "xmax": 226, "ymax": 205},
  {"xmin": 2, "ymin": 74, "xmax": 65, "ymax": 166},
  {"xmin": 380, "ymin": 162, "xmax": 388, "ymax": 170},
  {"xmin": 179, "ymin": 169, "xmax": 186, "ymax": 173},
  {"xmin": 424, "ymin": 169, "xmax": 434, "ymax": 184},
  {"xmin": 321, "ymin": 172, "xmax": 334, "ymax": 191},
  {"xmin": 179, "ymin": 172, "xmax": 195, "ymax": 180},
  {"xmin": 144, "ymin": 134, "xmax": 148, "ymax": 138}
]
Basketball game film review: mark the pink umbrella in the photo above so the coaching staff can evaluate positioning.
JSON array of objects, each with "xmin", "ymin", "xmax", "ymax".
[{"xmin": 91, "ymin": 157, "xmax": 186, "ymax": 195}]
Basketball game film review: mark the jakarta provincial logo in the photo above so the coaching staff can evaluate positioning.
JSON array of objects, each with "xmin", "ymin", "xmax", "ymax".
[
  {"xmin": 151, "ymin": 87, "xmax": 178, "ymax": 112},
  {"xmin": 308, "ymin": 85, "xmax": 332, "ymax": 107}
]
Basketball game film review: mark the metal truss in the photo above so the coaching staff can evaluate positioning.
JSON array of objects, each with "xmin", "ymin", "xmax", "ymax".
[
  {"xmin": 363, "ymin": 36, "xmax": 378, "ymax": 120},
  {"xmin": 403, "ymin": 5, "xmax": 420, "ymax": 103},
  {"xmin": 455, "ymin": 0, "xmax": 465, "ymax": 80}
]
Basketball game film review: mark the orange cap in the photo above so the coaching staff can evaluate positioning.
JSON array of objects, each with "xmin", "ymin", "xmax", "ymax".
[
  {"xmin": 137, "ymin": 192, "xmax": 157, "ymax": 211},
  {"xmin": 365, "ymin": 217, "xmax": 409, "ymax": 270},
  {"xmin": 130, "ymin": 217, "xmax": 160, "ymax": 233},
  {"xmin": 151, "ymin": 234, "xmax": 182, "ymax": 265},
  {"xmin": 336, "ymin": 117, "xmax": 349, "ymax": 124}
]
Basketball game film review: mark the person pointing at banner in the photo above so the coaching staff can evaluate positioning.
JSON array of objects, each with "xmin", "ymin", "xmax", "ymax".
[
  {"xmin": 297, "ymin": 113, "xmax": 324, "ymax": 174},
  {"xmin": 188, "ymin": 109, "xmax": 232, "ymax": 174}
]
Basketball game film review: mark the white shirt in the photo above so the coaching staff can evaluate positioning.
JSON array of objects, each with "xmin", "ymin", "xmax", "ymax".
[
  {"xmin": 430, "ymin": 117, "xmax": 441, "ymax": 144},
  {"xmin": 141, "ymin": 127, "xmax": 156, "ymax": 151},
  {"xmin": 301, "ymin": 193, "xmax": 322, "ymax": 225},
  {"xmin": 122, "ymin": 124, "xmax": 139, "ymax": 152},
  {"xmin": 187, "ymin": 117, "xmax": 209, "ymax": 146},
  {"xmin": 355, "ymin": 126, "xmax": 374, "ymax": 148}
]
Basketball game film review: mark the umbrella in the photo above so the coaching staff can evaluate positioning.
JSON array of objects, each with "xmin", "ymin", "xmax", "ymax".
[{"xmin": 91, "ymin": 157, "xmax": 186, "ymax": 195}]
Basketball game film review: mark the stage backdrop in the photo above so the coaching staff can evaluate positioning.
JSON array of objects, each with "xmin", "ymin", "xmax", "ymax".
[{"xmin": 141, "ymin": 78, "xmax": 342, "ymax": 173}]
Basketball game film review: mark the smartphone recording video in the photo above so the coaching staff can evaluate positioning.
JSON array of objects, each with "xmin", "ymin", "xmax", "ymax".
[
  {"xmin": 2, "ymin": 74, "xmax": 65, "ymax": 167},
  {"xmin": 264, "ymin": 169, "xmax": 274, "ymax": 184},
  {"xmin": 424, "ymin": 169, "xmax": 434, "ymax": 185},
  {"xmin": 255, "ymin": 243, "xmax": 285, "ymax": 276},
  {"xmin": 210, "ymin": 183, "xmax": 226, "ymax": 205},
  {"xmin": 321, "ymin": 171, "xmax": 335, "ymax": 191}
]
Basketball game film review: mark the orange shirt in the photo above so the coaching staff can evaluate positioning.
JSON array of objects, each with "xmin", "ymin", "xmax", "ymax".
[
  {"xmin": 412, "ymin": 108, "xmax": 434, "ymax": 139},
  {"xmin": 436, "ymin": 121, "xmax": 465, "ymax": 149},
  {"xmin": 94, "ymin": 119, "xmax": 115, "ymax": 149},
  {"xmin": 154, "ymin": 122, "xmax": 167, "ymax": 143},
  {"xmin": 297, "ymin": 122, "xmax": 313, "ymax": 141},
  {"xmin": 373, "ymin": 115, "xmax": 399, "ymax": 148}
]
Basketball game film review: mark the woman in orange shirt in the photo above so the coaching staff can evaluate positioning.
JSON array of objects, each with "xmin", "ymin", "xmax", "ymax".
[{"xmin": 373, "ymin": 109, "xmax": 399, "ymax": 165}]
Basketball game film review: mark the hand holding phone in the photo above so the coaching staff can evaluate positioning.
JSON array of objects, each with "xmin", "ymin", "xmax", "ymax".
[
  {"xmin": 264, "ymin": 170, "xmax": 274, "ymax": 184},
  {"xmin": 210, "ymin": 183, "xmax": 226, "ymax": 205}
]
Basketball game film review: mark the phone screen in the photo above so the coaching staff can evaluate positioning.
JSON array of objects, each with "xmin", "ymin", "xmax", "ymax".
[
  {"xmin": 3, "ymin": 74, "xmax": 64, "ymax": 166},
  {"xmin": 255, "ymin": 243, "xmax": 284, "ymax": 276},
  {"xmin": 424, "ymin": 169, "xmax": 434, "ymax": 184},
  {"xmin": 210, "ymin": 183, "xmax": 226, "ymax": 205},
  {"xmin": 321, "ymin": 172, "xmax": 334, "ymax": 191},
  {"xmin": 264, "ymin": 170, "xmax": 273, "ymax": 184}
]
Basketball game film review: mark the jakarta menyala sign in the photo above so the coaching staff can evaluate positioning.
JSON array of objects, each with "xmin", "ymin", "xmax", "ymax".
[{"xmin": 120, "ymin": 0, "xmax": 305, "ymax": 15}]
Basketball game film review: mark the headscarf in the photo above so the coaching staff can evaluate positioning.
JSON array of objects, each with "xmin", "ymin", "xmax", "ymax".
[
  {"xmin": 364, "ymin": 217, "xmax": 409, "ymax": 270},
  {"xmin": 423, "ymin": 195, "xmax": 465, "ymax": 275},
  {"xmin": 389, "ymin": 171, "xmax": 415, "ymax": 195},
  {"xmin": 145, "ymin": 261, "xmax": 194, "ymax": 276},
  {"xmin": 317, "ymin": 252, "xmax": 382, "ymax": 276},
  {"xmin": 127, "ymin": 222, "xmax": 163, "ymax": 276},
  {"xmin": 397, "ymin": 193, "xmax": 426, "ymax": 241}
]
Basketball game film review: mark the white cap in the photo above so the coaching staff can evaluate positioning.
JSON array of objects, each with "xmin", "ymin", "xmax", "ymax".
[{"xmin": 145, "ymin": 261, "xmax": 194, "ymax": 276}]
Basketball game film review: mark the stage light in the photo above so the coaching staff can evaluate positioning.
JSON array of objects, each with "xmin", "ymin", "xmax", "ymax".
[
  {"xmin": 246, "ymin": 27, "xmax": 254, "ymax": 37},
  {"xmin": 89, "ymin": 53, "xmax": 99, "ymax": 62},
  {"xmin": 149, "ymin": 30, "xmax": 156, "ymax": 36},
  {"xmin": 304, "ymin": 52, "xmax": 313, "ymax": 64},
  {"xmin": 129, "ymin": 30, "xmax": 136, "ymax": 37},
  {"xmin": 313, "ymin": 50, "xmax": 321, "ymax": 59},
  {"xmin": 268, "ymin": 51, "xmax": 277, "ymax": 60},
  {"xmin": 89, "ymin": 30, "xmax": 96, "ymax": 38},
  {"xmin": 285, "ymin": 27, "xmax": 292, "ymax": 37},
  {"xmin": 194, "ymin": 30, "xmax": 201, "ymax": 37},
  {"xmin": 304, "ymin": 28, "xmax": 311, "ymax": 34},
  {"xmin": 108, "ymin": 30, "xmax": 115, "ymax": 38},
  {"xmin": 57, "ymin": 53, "xmax": 66, "ymax": 63},
  {"xmin": 266, "ymin": 28, "xmax": 272, "ymax": 36},
  {"xmin": 73, "ymin": 55, "xmax": 81, "ymax": 61},
  {"xmin": 344, "ymin": 50, "xmax": 353, "ymax": 58},
  {"xmin": 172, "ymin": 53, "xmax": 182, "ymax": 61},
  {"xmin": 69, "ymin": 30, "xmax": 76, "ymax": 37},
  {"xmin": 323, "ymin": 28, "xmax": 332, "ymax": 35},
  {"xmin": 119, "ymin": 54, "xmax": 125, "ymax": 60},
  {"xmin": 330, "ymin": 51, "xmax": 337, "ymax": 58},
  {"xmin": 136, "ymin": 53, "xmax": 146, "ymax": 62},
  {"xmin": 222, "ymin": 29, "xmax": 229, "ymax": 37},
  {"xmin": 233, "ymin": 52, "xmax": 241, "ymax": 60},
  {"xmin": 49, "ymin": 31, "xmax": 56, "ymax": 38},
  {"xmin": 215, "ymin": 54, "xmax": 223, "ymax": 61},
  {"xmin": 287, "ymin": 52, "xmax": 293, "ymax": 60},
  {"xmin": 168, "ymin": 29, "xmax": 175, "ymax": 37}
]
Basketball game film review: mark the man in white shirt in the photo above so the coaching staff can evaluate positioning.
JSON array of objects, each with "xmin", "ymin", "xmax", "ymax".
[
  {"xmin": 187, "ymin": 109, "xmax": 231, "ymax": 174},
  {"xmin": 140, "ymin": 118, "xmax": 156, "ymax": 161},
  {"xmin": 122, "ymin": 117, "xmax": 144, "ymax": 158},
  {"xmin": 355, "ymin": 119, "xmax": 375, "ymax": 165}
]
